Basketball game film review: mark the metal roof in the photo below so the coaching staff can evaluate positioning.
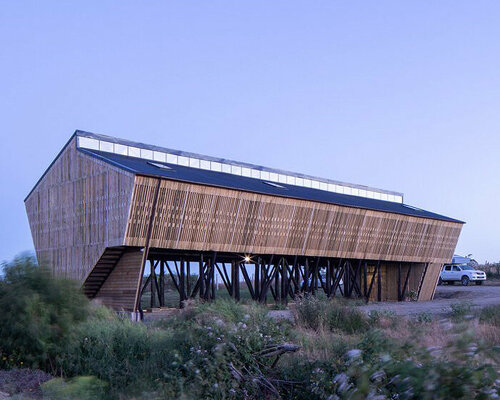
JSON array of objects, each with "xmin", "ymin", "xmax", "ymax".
[{"xmin": 79, "ymin": 148, "xmax": 464, "ymax": 223}]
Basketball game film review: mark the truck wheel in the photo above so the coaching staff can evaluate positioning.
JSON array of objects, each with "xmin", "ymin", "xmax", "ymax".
[
  {"xmin": 475, "ymin": 281, "xmax": 483, "ymax": 286},
  {"xmin": 461, "ymin": 276, "xmax": 470, "ymax": 286}
]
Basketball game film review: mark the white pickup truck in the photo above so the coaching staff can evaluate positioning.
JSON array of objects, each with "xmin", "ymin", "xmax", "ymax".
[{"xmin": 438, "ymin": 264, "xmax": 486, "ymax": 286}]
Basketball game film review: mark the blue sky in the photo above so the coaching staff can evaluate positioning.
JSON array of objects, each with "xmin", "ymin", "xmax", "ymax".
[{"xmin": 1, "ymin": 1, "xmax": 499, "ymax": 263}]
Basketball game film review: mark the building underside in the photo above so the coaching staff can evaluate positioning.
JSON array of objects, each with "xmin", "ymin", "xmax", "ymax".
[
  {"xmin": 25, "ymin": 131, "xmax": 464, "ymax": 313},
  {"xmin": 87, "ymin": 247, "xmax": 433, "ymax": 313}
]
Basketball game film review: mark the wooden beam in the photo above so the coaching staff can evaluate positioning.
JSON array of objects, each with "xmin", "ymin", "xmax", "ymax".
[{"xmin": 133, "ymin": 178, "xmax": 161, "ymax": 314}]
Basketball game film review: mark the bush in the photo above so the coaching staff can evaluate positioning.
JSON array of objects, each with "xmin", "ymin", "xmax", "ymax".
[
  {"xmin": 307, "ymin": 329, "xmax": 500, "ymax": 400},
  {"xmin": 480, "ymin": 305, "xmax": 500, "ymax": 327},
  {"xmin": 42, "ymin": 376, "xmax": 108, "ymax": 400},
  {"xmin": 0, "ymin": 255, "xmax": 88, "ymax": 373},
  {"xmin": 450, "ymin": 301, "xmax": 472, "ymax": 322},
  {"xmin": 295, "ymin": 296, "xmax": 369, "ymax": 334},
  {"xmin": 62, "ymin": 300, "xmax": 290, "ymax": 398},
  {"xmin": 416, "ymin": 311, "xmax": 433, "ymax": 323}
]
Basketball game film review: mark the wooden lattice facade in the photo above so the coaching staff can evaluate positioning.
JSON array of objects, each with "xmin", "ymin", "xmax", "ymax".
[{"xmin": 25, "ymin": 131, "xmax": 464, "ymax": 312}]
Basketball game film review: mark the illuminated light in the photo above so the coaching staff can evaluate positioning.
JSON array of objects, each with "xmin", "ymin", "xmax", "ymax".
[{"xmin": 243, "ymin": 255, "xmax": 251, "ymax": 263}]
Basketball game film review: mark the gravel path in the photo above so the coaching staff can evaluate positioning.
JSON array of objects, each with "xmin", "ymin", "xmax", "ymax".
[{"xmin": 357, "ymin": 285, "xmax": 500, "ymax": 317}]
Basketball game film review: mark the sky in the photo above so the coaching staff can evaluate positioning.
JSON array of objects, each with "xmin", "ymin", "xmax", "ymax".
[{"xmin": 0, "ymin": 1, "xmax": 499, "ymax": 264}]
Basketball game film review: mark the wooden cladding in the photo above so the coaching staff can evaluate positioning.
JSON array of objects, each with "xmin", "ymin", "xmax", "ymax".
[
  {"xmin": 94, "ymin": 249, "xmax": 143, "ymax": 310},
  {"xmin": 125, "ymin": 176, "xmax": 462, "ymax": 264},
  {"xmin": 25, "ymin": 138, "xmax": 135, "ymax": 281}
]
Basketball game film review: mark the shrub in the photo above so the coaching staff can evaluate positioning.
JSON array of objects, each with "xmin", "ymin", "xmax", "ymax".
[
  {"xmin": 416, "ymin": 311, "xmax": 433, "ymax": 323},
  {"xmin": 295, "ymin": 296, "xmax": 369, "ymax": 334},
  {"xmin": 62, "ymin": 300, "xmax": 290, "ymax": 399},
  {"xmin": 450, "ymin": 301, "xmax": 472, "ymax": 321},
  {"xmin": 307, "ymin": 330, "xmax": 500, "ymax": 400},
  {"xmin": 42, "ymin": 376, "xmax": 108, "ymax": 400},
  {"xmin": 479, "ymin": 305, "xmax": 500, "ymax": 327},
  {"xmin": 0, "ymin": 255, "xmax": 88, "ymax": 373}
]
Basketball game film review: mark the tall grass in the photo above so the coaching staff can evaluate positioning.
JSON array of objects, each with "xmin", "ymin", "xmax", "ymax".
[{"xmin": 294, "ymin": 295, "xmax": 369, "ymax": 334}]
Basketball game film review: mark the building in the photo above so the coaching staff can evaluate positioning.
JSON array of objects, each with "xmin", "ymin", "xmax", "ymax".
[{"xmin": 25, "ymin": 130, "xmax": 464, "ymax": 312}]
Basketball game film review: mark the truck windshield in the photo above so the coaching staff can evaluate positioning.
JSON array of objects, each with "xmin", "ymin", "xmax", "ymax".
[{"xmin": 460, "ymin": 265, "xmax": 475, "ymax": 270}]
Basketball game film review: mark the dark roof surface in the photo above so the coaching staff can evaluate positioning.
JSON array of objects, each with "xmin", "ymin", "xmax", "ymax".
[{"xmin": 80, "ymin": 148, "xmax": 464, "ymax": 224}]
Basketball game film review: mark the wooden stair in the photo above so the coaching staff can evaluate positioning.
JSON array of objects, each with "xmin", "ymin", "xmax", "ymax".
[{"xmin": 82, "ymin": 246, "xmax": 127, "ymax": 299}]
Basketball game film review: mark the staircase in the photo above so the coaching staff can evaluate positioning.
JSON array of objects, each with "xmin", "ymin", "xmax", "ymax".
[{"xmin": 82, "ymin": 246, "xmax": 127, "ymax": 299}]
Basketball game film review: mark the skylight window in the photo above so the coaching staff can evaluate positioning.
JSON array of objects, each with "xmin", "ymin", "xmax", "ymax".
[
  {"xmin": 403, "ymin": 204, "xmax": 423, "ymax": 211},
  {"xmin": 263, "ymin": 181, "xmax": 286, "ymax": 189},
  {"xmin": 147, "ymin": 161, "xmax": 172, "ymax": 170}
]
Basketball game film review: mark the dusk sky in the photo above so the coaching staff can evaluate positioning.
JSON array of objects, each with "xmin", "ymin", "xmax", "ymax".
[{"xmin": 1, "ymin": 1, "xmax": 499, "ymax": 263}]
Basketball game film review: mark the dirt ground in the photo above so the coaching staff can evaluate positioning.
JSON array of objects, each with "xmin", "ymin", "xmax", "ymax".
[
  {"xmin": 266, "ymin": 283, "xmax": 500, "ymax": 321},
  {"xmin": 359, "ymin": 284, "xmax": 500, "ymax": 317},
  {"xmin": 144, "ymin": 281, "xmax": 500, "ymax": 322}
]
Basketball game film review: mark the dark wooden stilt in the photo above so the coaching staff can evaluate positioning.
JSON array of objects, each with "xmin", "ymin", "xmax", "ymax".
[{"xmin": 377, "ymin": 261, "xmax": 382, "ymax": 302}]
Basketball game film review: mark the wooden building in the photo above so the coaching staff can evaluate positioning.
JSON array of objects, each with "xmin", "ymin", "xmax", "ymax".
[{"xmin": 25, "ymin": 130, "xmax": 464, "ymax": 312}]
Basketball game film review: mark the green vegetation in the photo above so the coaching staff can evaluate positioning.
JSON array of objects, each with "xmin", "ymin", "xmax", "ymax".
[
  {"xmin": 450, "ymin": 300, "xmax": 473, "ymax": 321},
  {"xmin": 0, "ymin": 254, "xmax": 88, "ymax": 373},
  {"xmin": 1, "ymin": 255, "xmax": 500, "ymax": 399},
  {"xmin": 295, "ymin": 295, "xmax": 369, "ymax": 334},
  {"xmin": 480, "ymin": 304, "xmax": 500, "ymax": 327}
]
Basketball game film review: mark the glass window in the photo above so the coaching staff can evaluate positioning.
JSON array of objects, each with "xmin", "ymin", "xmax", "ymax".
[
  {"xmin": 445, "ymin": 266, "xmax": 451, "ymax": 271},
  {"xmin": 319, "ymin": 182, "xmax": 327, "ymax": 190},
  {"xmin": 303, "ymin": 179, "xmax": 312, "ymax": 188},
  {"xmin": 296, "ymin": 177, "xmax": 304, "ymax": 187},
  {"xmin": 178, "ymin": 156, "xmax": 189, "ymax": 166},
  {"xmin": 287, "ymin": 176, "xmax": 296, "ymax": 185},
  {"xmin": 166, "ymin": 154, "xmax": 178, "ymax": 164},
  {"xmin": 351, "ymin": 188, "xmax": 359, "ymax": 196},
  {"xmin": 269, "ymin": 172, "xmax": 279, "ymax": 182},
  {"xmin": 114, "ymin": 144, "xmax": 128, "ymax": 155},
  {"xmin": 343, "ymin": 187, "xmax": 352, "ymax": 195},
  {"xmin": 77, "ymin": 136, "xmax": 99, "ymax": 150},
  {"xmin": 153, "ymin": 151, "xmax": 166, "ymax": 162},
  {"xmin": 128, "ymin": 146, "xmax": 141, "ymax": 158},
  {"xmin": 327, "ymin": 183, "xmax": 335, "ymax": 192},
  {"xmin": 211, "ymin": 161, "xmax": 222, "ymax": 172},
  {"xmin": 231, "ymin": 165, "xmax": 242, "ymax": 175},
  {"xmin": 140, "ymin": 149, "xmax": 153, "ymax": 160},
  {"xmin": 200, "ymin": 160, "xmax": 211, "ymax": 170},
  {"xmin": 189, "ymin": 158, "xmax": 200, "ymax": 168},
  {"xmin": 261, "ymin": 171, "xmax": 270, "ymax": 181},
  {"xmin": 251, "ymin": 169, "xmax": 261, "ymax": 179},
  {"xmin": 453, "ymin": 266, "xmax": 460, "ymax": 271},
  {"xmin": 278, "ymin": 174, "xmax": 287, "ymax": 183},
  {"xmin": 99, "ymin": 141, "xmax": 114, "ymax": 152},
  {"xmin": 241, "ymin": 167, "xmax": 252, "ymax": 177},
  {"xmin": 221, "ymin": 164, "xmax": 231, "ymax": 173}
]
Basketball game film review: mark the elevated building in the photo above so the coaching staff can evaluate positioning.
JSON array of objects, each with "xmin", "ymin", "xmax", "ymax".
[{"xmin": 25, "ymin": 130, "xmax": 464, "ymax": 311}]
